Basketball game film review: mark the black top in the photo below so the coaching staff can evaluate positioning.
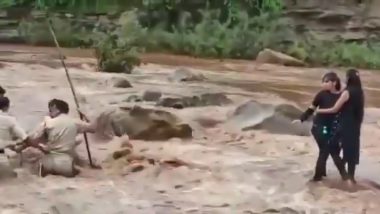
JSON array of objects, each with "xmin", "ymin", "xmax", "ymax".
[
  {"xmin": 338, "ymin": 88, "xmax": 364, "ymax": 165},
  {"xmin": 339, "ymin": 88, "xmax": 364, "ymax": 126},
  {"xmin": 312, "ymin": 90, "xmax": 341, "ymax": 125}
]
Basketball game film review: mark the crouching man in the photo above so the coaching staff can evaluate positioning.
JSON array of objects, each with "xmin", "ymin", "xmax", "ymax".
[
  {"xmin": 0, "ymin": 96, "xmax": 30, "ymax": 167},
  {"xmin": 23, "ymin": 99, "xmax": 96, "ymax": 177}
]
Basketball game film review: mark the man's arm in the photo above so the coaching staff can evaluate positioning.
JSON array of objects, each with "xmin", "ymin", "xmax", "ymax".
[
  {"xmin": 76, "ymin": 110, "xmax": 96, "ymax": 133},
  {"xmin": 28, "ymin": 119, "xmax": 48, "ymax": 143},
  {"xmin": 7, "ymin": 118, "xmax": 35, "ymax": 153},
  {"xmin": 10, "ymin": 118, "xmax": 28, "ymax": 142},
  {"xmin": 76, "ymin": 121, "xmax": 95, "ymax": 133}
]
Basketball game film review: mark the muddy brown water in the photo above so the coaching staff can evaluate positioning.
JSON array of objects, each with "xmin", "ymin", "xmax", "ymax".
[
  {"xmin": 2, "ymin": 44, "xmax": 380, "ymax": 108},
  {"xmin": 1, "ymin": 44, "xmax": 380, "ymax": 213}
]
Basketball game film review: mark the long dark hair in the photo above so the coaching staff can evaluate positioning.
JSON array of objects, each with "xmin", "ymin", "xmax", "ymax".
[
  {"xmin": 0, "ymin": 96, "xmax": 10, "ymax": 110},
  {"xmin": 323, "ymin": 71, "xmax": 341, "ymax": 91},
  {"xmin": 346, "ymin": 69, "xmax": 364, "ymax": 124},
  {"xmin": 0, "ymin": 86, "xmax": 5, "ymax": 95}
]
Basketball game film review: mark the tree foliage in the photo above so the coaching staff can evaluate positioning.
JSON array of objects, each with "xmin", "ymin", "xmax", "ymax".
[
  {"xmin": 0, "ymin": 0, "xmax": 283, "ymax": 15},
  {"xmin": 5, "ymin": 0, "xmax": 380, "ymax": 69}
]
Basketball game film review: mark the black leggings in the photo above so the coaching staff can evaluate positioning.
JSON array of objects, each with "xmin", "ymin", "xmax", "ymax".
[
  {"xmin": 347, "ymin": 162, "xmax": 356, "ymax": 182},
  {"xmin": 311, "ymin": 124, "xmax": 347, "ymax": 180},
  {"xmin": 341, "ymin": 127, "xmax": 360, "ymax": 182}
]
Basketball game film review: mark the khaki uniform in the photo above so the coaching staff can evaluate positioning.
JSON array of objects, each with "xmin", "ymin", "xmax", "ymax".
[
  {"xmin": 0, "ymin": 111, "xmax": 28, "ymax": 148},
  {"xmin": 25, "ymin": 114, "xmax": 91, "ymax": 177},
  {"xmin": 0, "ymin": 112, "xmax": 28, "ymax": 169}
]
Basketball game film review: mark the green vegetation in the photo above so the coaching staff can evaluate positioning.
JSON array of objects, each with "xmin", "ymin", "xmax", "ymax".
[
  {"xmin": 287, "ymin": 34, "xmax": 380, "ymax": 69},
  {"xmin": 18, "ymin": 17, "xmax": 90, "ymax": 47},
  {"xmin": 0, "ymin": 0, "xmax": 132, "ymax": 13},
  {"xmin": 93, "ymin": 11, "xmax": 144, "ymax": 73},
  {"xmin": 2, "ymin": 0, "xmax": 380, "ymax": 71}
]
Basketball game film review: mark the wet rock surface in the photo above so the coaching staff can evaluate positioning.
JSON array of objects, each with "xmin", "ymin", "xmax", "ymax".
[
  {"xmin": 95, "ymin": 106, "xmax": 193, "ymax": 141},
  {"xmin": 226, "ymin": 100, "xmax": 311, "ymax": 136},
  {"xmin": 283, "ymin": 1, "xmax": 380, "ymax": 42},
  {"xmin": 126, "ymin": 92, "xmax": 232, "ymax": 109},
  {"xmin": 256, "ymin": 49, "xmax": 306, "ymax": 67},
  {"xmin": 156, "ymin": 93, "xmax": 232, "ymax": 109}
]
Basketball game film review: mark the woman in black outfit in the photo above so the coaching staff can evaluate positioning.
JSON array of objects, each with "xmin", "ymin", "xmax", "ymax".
[
  {"xmin": 317, "ymin": 69, "xmax": 364, "ymax": 185},
  {"xmin": 297, "ymin": 72, "xmax": 347, "ymax": 182}
]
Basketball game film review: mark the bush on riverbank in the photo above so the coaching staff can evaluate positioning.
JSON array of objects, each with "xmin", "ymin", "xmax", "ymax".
[
  {"xmin": 287, "ymin": 36, "xmax": 380, "ymax": 69},
  {"xmin": 143, "ymin": 11, "xmax": 294, "ymax": 59},
  {"xmin": 92, "ymin": 11, "xmax": 144, "ymax": 73}
]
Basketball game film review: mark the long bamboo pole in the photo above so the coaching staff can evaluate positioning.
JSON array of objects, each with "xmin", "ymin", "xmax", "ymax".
[{"xmin": 46, "ymin": 18, "xmax": 94, "ymax": 167}]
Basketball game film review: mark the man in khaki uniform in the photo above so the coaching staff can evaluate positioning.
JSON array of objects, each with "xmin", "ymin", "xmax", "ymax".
[
  {"xmin": 0, "ymin": 96, "xmax": 28, "ymax": 149},
  {"xmin": 25, "ymin": 99, "xmax": 95, "ymax": 177},
  {"xmin": 0, "ymin": 96, "xmax": 29, "ymax": 169}
]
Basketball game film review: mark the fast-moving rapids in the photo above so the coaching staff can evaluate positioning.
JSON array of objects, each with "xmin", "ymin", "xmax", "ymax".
[{"xmin": 0, "ymin": 45, "xmax": 380, "ymax": 214}]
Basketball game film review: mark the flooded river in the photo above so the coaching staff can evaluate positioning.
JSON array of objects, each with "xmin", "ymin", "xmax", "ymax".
[
  {"xmin": 2, "ymin": 44, "xmax": 380, "ymax": 108},
  {"xmin": 0, "ymin": 44, "xmax": 380, "ymax": 213}
]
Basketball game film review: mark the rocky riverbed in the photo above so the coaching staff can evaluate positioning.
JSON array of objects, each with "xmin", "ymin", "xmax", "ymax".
[{"xmin": 1, "ymin": 46, "xmax": 380, "ymax": 214}]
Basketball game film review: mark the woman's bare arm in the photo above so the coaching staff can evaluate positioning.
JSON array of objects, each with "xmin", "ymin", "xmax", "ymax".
[{"xmin": 317, "ymin": 90, "xmax": 349, "ymax": 114}]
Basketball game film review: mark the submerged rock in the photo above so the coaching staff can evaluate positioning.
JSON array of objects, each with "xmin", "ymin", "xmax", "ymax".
[
  {"xmin": 169, "ymin": 67, "xmax": 206, "ymax": 82},
  {"xmin": 142, "ymin": 90, "xmax": 162, "ymax": 102},
  {"xmin": 200, "ymin": 93, "xmax": 232, "ymax": 106},
  {"xmin": 256, "ymin": 49, "xmax": 306, "ymax": 67},
  {"xmin": 110, "ymin": 77, "xmax": 132, "ymax": 88},
  {"xmin": 263, "ymin": 207, "xmax": 300, "ymax": 214},
  {"xmin": 125, "ymin": 95, "xmax": 142, "ymax": 102},
  {"xmin": 50, "ymin": 202, "xmax": 78, "ymax": 214},
  {"xmin": 0, "ymin": 156, "xmax": 17, "ymax": 180},
  {"xmin": 125, "ymin": 91, "xmax": 231, "ymax": 108},
  {"xmin": 156, "ymin": 97, "xmax": 186, "ymax": 109},
  {"xmin": 227, "ymin": 100, "xmax": 310, "ymax": 136},
  {"xmin": 157, "ymin": 93, "xmax": 232, "ymax": 109},
  {"xmin": 113, "ymin": 148, "xmax": 132, "ymax": 160},
  {"xmin": 95, "ymin": 106, "xmax": 193, "ymax": 141}
]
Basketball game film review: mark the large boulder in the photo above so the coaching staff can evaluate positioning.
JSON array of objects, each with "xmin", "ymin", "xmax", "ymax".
[
  {"xmin": 274, "ymin": 104, "xmax": 304, "ymax": 119},
  {"xmin": 256, "ymin": 49, "xmax": 306, "ymax": 67},
  {"xmin": 94, "ymin": 106, "xmax": 193, "ymax": 141},
  {"xmin": 227, "ymin": 100, "xmax": 310, "ymax": 136}
]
